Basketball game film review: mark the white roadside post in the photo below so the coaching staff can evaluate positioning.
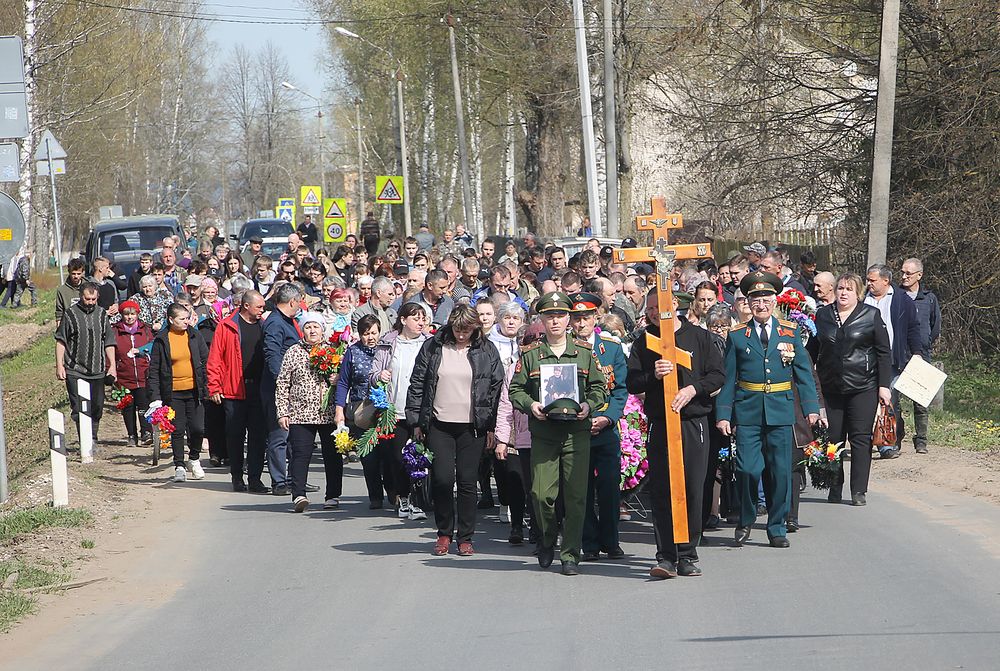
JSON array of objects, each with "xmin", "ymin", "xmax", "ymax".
[
  {"xmin": 48, "ymin": 408, "xmax": 69, "ymax": 507},
  {"xmin": 77, "ymin": 378, "xmax": 94, "ymax": 463}
]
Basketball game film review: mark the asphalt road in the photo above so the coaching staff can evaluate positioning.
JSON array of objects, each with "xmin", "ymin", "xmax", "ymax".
[{"xmin": 9, "ymin": 457, "xmax": 1000, "ymax": 670}]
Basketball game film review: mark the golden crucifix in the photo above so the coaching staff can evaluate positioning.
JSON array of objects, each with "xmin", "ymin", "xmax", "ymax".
[{"xmin": 616, "ymin": 197, "xmax": 713, "ymax": 543}]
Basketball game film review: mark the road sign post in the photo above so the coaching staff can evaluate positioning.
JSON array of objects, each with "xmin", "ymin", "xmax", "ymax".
[
  {"xmin": 34, "ymin": 130, "xmax": 67, "ymax": 283},
  {"xmin": 277, "ymin": 198, "xmax": 295, "ymax": 224},
  {"xmin": 323, "ymin": 197, "xmax": 348, "ymax": 243},
  {"xmin": 0, "ymin": 371, "xmax": 8, "ymax": 504},
  {"xmin": 78, "ymin": 378, "xmax": 94, "ymax": 463},
  {"xmin": 300, "ymin": 186, "xmax": 322, "ymax": 217}
]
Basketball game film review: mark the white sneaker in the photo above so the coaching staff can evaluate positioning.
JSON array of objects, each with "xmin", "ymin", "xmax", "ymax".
[
  {"xmin": 173, "ymin": 466, "xmax": 186, "ymax": 483},
  {"xmin": 500, "ymin": 506, "xmax": 510, "ymax": 523},
  {"xmin": 408, "ymin": 503, "xmax": 427, "ymax": 521},
  {"xmin": 293, "ymin": 496, "xmax": 309, "ymax": 513},
  {"xmin": 323, "ymin": 498, "xmax": 339, "ymax": 509},
  {"xmin": 188, "ymin": 459, "xmax": 205, "ymax": 480},
  {"xmin": 398, "ymin": 496, "xmax": 411, "ymax": 519}
]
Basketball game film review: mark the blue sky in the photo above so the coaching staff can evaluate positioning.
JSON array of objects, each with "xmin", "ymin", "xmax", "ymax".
[{"xmin": 207, "ymin": 0, "xmax": 328, "ymax": 91}]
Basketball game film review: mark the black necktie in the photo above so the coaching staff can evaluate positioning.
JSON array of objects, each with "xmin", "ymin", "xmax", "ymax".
[{"xmin": 759, "ymin": 322, "xmax": 769, "ymax": 349}]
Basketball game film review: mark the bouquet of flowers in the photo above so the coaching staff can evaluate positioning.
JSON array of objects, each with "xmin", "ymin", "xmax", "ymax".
[
  {"xmin": 800, "ymin": 438, "xmax": 846, "ymax": 490},
  {"xmin": 402, "ymin": 440, "xmax": 434, "ymax": 480},
  {"xmin": 618, "ymin": 395, "xmax": 650, "ymax": 493},
  {"xmin": 718, "ymin": 439, "xmax": 737, "ymax": 482},
  {"xmin": 354, "ymin": 382, "xmax": 397, "ymax": 458},
  {"xmin": 333, "ymin": 425, "xmax": 355, "ymax": 455},
  {"xmin": 776, "ymin": 288, "xmax": 817, "ymax": 341},
  {"xmin": 109, "ymin": 384, "xmax": 134, "ymax": 410},
  {"xmin": 309, "ymin": 333, "xmax": 349, "ymax": 409},
  {"xmin": 144, "ymin": 404, "xmax": 176, "ymax": 453}
]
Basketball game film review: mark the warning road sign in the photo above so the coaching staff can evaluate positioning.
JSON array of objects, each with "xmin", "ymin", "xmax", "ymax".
[
  {"xmin": 323, "ymin": 197, "xmax": 348, "ymax": 243},
  {"xmin": 375, "ymin": 175, "xmax": 404, "ymax": 204},
  {"xmin": 300, "ymin": 185, "xmax": 322, "ymax": 207}
]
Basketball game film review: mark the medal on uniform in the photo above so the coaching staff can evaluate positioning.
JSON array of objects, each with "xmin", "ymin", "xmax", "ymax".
[{"xmin": 777, "ymin": 342, "xmax": 795, "ymax": 366}]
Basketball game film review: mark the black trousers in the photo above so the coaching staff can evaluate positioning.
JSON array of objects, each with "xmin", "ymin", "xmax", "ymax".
[
  {"xmin": 502, "ymin": 448, "xmax": 534, "ymax": 531},
  {"xmin": 826, "ymin": 387, "xmax": 879, "ymax": 496},
  {"xmin": 360, "ymin": 426, "xmax": 396, "ymax": 505},
  {"xmin": 169, "ymin": 390, "xmax": 204, "ymax": 467},
  {"xmin": 383, "ymin": 421, "xmax": 413, "ymax": 500},
  {"xmin": 287, "ymin": 424, "xmax": 344, "ymax": 500},
  {"xmin": 121, "ymin": 386, "xmax": 151, "ymax": 440},
  {"xmin": 647, "ymin": 415, "xmax": 710, "ymax": 564},
  {"xmin": 428, "ymin": 420, "xmax": 482, "ymax": 543},
  {"xmin": 363, "ymin": 234, "xmax": 380, "ymax": 257},
  {"xmin": 204, "ymin": 398, "xmax": 227, "ymax": 461},
  {"xmin": 66, "ymin": 375, "xmax": 105, "ymax": 442},
  {"xmin": 702, "ymin": 424, "xmax": 726, "ymax": 526},
  {"xmin": 224, "ymin": 388, "xmax": 267, "ymax": 484}
]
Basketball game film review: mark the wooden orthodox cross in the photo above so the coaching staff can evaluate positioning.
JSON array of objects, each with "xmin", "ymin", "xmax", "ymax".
[{"xmin": 616, "ymin": 197, "xmax": 713, "ymax": 543}]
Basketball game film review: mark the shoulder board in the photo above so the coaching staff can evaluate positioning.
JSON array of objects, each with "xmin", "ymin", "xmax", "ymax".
[
  {"xmin": 777, "ymin": 318, "xmax": 797, "ymax": 328},
  {"xmin": 598, "ymin": 332, "xmax": 622, "ymax": 344},
  {"xmin": 520, "ymin": 342, "xmax": 541, "ymax": 353},
  {"xmin": 729, "ymin": 322, "xmax": 748, "ymax": 332},
  {"xmin": 573, "ymin": 338, "xmax": 593, "ymax": 349}
]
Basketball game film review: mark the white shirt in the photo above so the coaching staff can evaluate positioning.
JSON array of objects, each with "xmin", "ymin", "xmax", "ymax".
[
  {"xmin": 865, "ymin": 288, "xmax": 894, "ymax": 348},
  {"xmin": 755, "ymin": 318, "xmax": 771, "ymax": 345}
]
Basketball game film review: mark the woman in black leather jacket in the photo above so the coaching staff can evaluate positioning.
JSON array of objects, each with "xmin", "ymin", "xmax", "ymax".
[
  {"xmin": 815, "ymin": 272, "xmax": 892, "ymax": 505},
  {"xmin": 406, "ymin": 304, "xmax": 503, "ymax": 557}
]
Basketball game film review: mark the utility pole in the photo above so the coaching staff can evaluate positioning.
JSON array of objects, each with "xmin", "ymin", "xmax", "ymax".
[
  {"xmin": 396, "ymin": 69, "xmax": 412, "ymax": 237},
  {"xmin": 317, "ymin": 108, "xmax": 326, "ymax": 199},
  {"xmin": 446, "ymin": 14, "xmax": 477, "ymax": 242},
  {"xmin": 571, "ymin": 0, "xmax": 603, "ymax": 237},
  {"xmin": 46, "ymin": 137, "xmax": 64, "ymax": 284},
  {"xmin": 603, "ymin": 0, "xmax": 618, "ymax": 238},
  {"xmin": 867, "ymin": 0, "xmax": 900, "ymax": 266},
  {"xmin": 354, "ymin": 97, "xmax": 365, "ymax": 228}
]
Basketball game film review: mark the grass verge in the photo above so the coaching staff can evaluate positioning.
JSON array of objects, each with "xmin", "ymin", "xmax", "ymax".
[
  {"xmin": 0, "ymin": 591, "xmax": 37, "ymax": 633},
  {"xmin": 0, "ymin": 507, "xmax": 93, "ymax": 544},
  {"xmin": 0, "ymin": 558, "xmax": 69, "ymax": 633}
]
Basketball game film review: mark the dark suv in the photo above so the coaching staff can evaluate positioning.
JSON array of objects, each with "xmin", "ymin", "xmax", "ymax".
[
  {"xmin": 233, "ymin": 218, "xmax": 294, "ymax": 247},
  {"xmin": 82, "ymin": 215, "xmax": 183, "ymax": 279}
]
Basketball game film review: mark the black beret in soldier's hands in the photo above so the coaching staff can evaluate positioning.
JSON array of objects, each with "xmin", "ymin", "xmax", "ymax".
[
  {"xmin": 569, "ymin": 292, "xmax": 602, "ymax": 313},
  {"xmin": 536, "ymin": 291, "xmax": 573, "ymax": 313},
  {"xmin": 739, "ymin": 270, "xmax": 783, "ymax": 297}
]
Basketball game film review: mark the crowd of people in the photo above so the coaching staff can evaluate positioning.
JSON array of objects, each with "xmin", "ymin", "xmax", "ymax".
[{"xmin": 52, "ymin": 225, "xmax": 941, "ymax": 578}]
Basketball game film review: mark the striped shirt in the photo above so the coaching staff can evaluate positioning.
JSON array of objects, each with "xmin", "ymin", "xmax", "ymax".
[{"xmin": 54, "ymin": 303, "xmax": 115, "ymax": 378}]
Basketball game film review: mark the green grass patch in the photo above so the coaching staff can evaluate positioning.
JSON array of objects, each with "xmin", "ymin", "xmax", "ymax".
[
  {"xmin": 0, "ymin": 590, "xmax": 37, "ymax": 633},
  {"xmin": 0, "ymin": 507, "xmax": 93, "ymax": 544},
  {"xmin": 80, "ymin": 539, "xmax": 95, "ymax": 549},
  {"xmin": 0, "ymin": 559, "xmax": 70, "ymax": 589},
  {"xmin": 0, "ymin": 284, "xmax": 56, "ymax": 328}
]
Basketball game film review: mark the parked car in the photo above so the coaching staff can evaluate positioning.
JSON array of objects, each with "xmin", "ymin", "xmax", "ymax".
[
  {"xmin": 232, "ymin": 218, "xmax": 294, "ymax": 248},
  {"xmin": 82, "ymin": 215, "xmax": 184, "ymax": 280},
  {"xmin": 241, "ymin": 237, "xmax": 289, "ymax": 270}
]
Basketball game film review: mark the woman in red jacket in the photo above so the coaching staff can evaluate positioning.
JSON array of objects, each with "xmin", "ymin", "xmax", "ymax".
[{"xmin": 112, "ymin": 300, "xmax": 155, "ymax": 446}]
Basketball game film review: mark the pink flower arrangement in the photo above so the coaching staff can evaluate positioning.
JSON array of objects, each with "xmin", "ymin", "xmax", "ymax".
[{"xmin": 618, "ymin": 394, "xmax": 650, "ymax": 493}]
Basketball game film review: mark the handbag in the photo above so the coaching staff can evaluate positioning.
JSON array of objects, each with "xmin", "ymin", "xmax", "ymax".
[
  {"xmin": 411, "ymin": 472, "xmax": 433, "ymax": 510},
  {"xmin": 872, "ymin": 400, "xmax": 897, "ymax": 447},
  {"xmin": 345, "ymin": 398, "xmax": 376, "ymax": 430}
]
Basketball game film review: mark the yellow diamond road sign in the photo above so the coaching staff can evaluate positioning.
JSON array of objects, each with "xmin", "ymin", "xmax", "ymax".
[
  {"xmin": 323, "ymin": 197, "xmax": 348, "ymax": 243},
  {"xmin": 375, "ymin": 175, "xmax": 404, "ymax": 204},
  {"xmin": 300, "ymin": 185, "xmax": 322, "ymax": 207}
]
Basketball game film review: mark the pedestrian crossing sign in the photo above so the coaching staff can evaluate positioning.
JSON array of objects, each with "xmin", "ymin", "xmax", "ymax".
[
  {"xmin": 323, "ymin": 197, "xmax": 348, "ymax": 243},
  {"xmin": 375, "ymin": 175, "xmax": 404, "ymax": 204},
  {"xmin": 300, "ymin": 185, "xmax": 322, "ymax": 207},
  {"xmin": 276, "ymin": 200, "xmax": 295, "ymax": 223}
]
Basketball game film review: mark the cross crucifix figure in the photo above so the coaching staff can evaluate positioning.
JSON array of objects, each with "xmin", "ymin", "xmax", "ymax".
[{"xmin": 616, "ymin": 197, "xmax": 713, "ymax": 543}]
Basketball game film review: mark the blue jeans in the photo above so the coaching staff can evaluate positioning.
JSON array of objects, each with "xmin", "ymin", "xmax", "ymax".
[{"xmin": 261, "ymin": 383, "xmax": 287, "ymax": 488}]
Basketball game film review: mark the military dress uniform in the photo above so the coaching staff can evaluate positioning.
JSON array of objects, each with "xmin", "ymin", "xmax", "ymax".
[
  {"xmin": 567, "ymin": 293, "xmax": 629, "ymax": 560},
  {"xmin": 508, "ymin": 292, "xmax": 607, "ymax": 571},
  {"xmin": 715, "ymin": 272, "xmax": 819, "ymax": 546}
]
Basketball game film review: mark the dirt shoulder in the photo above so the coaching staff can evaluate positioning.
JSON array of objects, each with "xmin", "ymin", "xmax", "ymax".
[{"xmin": 868, "ymin": 444, "xmax": 1000, "ymax": 504}]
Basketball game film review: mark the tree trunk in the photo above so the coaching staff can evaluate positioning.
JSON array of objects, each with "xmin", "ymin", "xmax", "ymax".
[{"xmin": 518, "ymin": 100, "xmax": 566, "ymax": 238}]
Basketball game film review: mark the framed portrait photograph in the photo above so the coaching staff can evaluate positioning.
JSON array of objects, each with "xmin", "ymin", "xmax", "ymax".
[{"xmin": 540, "ymin": 363, "xmax": 579, "ymax": 408}]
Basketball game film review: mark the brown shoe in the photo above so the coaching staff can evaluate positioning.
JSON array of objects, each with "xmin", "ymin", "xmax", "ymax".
[
  {"xmin": 433, "ymin": 536, "xmax": 451, "ymax": 556},
  {"xmin": 457, "ymin": 541, "xmax": 475, "ymax": 557}
]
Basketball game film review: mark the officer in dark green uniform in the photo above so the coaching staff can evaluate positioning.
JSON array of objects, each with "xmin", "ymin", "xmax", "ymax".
[
  {"xmin": 568, "ymin": 292, "xmax": 629, "ymax": 562},
  {"xmin": 509, "ymin": 292, "xmax": 607, "ymax": 575},
  {"xmin": 716, "ymin": 271, "xmax": 820, "ymax": 548}
]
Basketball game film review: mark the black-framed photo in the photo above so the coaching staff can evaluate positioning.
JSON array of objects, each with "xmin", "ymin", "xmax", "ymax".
[{"xmin": 540, "ymin": 363, "xmax": 579, "ymax": 407}]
